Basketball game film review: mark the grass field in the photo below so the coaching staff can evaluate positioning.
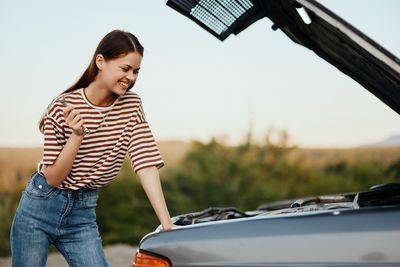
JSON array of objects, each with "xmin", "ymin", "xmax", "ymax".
[
  {"xmin": 1, "ymin": 142, "xmax": 399, "ymax": 192},
  {"xmin": 0, "ymin": 141, "xmax": 189, "ymax": 192}
]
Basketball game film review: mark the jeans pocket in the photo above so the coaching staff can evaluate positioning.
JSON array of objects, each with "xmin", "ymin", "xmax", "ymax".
[
  {"xmin": 84, "ymin": 195, "xmax": 99, "ymax": 209},
  {"xmin": 24, "ymin": 172, "xmax": 57, "ymax": 199}
]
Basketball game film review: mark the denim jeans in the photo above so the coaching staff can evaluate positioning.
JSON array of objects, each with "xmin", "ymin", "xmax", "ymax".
[{"xmin": 10, "ymin": 172, "xmax": 109, "ymax": 267}]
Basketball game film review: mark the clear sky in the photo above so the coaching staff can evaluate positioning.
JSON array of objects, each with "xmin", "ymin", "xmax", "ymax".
[{"xmin": 0, "ymin": 0, "xmax": 399, "ymax": 148}]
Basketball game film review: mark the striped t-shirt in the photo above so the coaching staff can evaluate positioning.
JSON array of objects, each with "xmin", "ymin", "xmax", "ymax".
[{"xmin": 37, "ymin": 88, "xmax": 164, "ymax": 190}]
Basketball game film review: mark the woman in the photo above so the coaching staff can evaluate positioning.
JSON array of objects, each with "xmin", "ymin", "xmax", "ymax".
[{"xmin": 10, "ymin": 30, "xmax": 173, "ymax": 266}]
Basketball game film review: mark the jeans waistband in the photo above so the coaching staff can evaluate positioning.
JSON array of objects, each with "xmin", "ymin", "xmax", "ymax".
[
  {"xmin": 57, "ymin": 186, "xmax": 99, "ymax": 199},
  {"xmin": 30, "ymin": 172, "xmax": 99, "ymax": 200}
]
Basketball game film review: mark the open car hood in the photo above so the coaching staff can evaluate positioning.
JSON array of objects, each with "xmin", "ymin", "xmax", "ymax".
[
  {"xmin": 165, "ymin": 183, "xmax": 400, "ymax": 227},
  {"xmin": 166, "ymin": 0, "xmax": 400, "ymax": 114}
]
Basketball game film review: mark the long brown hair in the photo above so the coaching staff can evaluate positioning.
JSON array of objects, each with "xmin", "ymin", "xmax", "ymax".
[{"xmin": 39, "ymin": 30, "xmax": 144, "ymax": 133}]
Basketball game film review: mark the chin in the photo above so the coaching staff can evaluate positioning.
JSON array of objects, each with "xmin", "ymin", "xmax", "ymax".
[{"xmin": 113, "ymin": 88, "xmax": 127, "ymax": 96}]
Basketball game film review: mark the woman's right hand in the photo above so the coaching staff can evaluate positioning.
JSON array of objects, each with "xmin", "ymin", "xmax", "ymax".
[{"xmin": 63, "ymin": 106, "xmax": 85, "ymax": 136}]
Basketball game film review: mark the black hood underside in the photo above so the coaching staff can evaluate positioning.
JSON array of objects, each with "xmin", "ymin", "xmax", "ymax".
[{"xmin": 166, "ymin": 0, "xmax": 400, "ymax": 114}]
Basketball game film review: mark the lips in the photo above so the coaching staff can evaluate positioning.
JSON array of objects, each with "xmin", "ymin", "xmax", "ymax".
[{"xmin": 118, "ymin": 80, "xmax": 129, "ymax": 88}]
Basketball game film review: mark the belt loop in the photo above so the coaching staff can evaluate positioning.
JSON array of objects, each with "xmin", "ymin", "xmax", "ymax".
[{"xmin": 78, "ymin": 189, "xmax": 83, "ymax": 200}]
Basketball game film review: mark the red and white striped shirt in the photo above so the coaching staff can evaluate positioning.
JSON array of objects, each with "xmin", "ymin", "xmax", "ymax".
[{"xmin": 38, "ymin": 88, "xmax": 164, "ymax": 190}]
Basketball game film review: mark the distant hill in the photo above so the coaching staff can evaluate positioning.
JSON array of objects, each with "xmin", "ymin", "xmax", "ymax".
[
  {"xmin": 360, "ymin": 134, "xmax": 400, "ymax": 147},
  {"xmin": 294, "ymin": 146, "xmax": 400, "ymax": 166}
]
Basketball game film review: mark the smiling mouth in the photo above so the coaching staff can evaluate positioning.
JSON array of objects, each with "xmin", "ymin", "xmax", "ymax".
[{"xmin": 119, "ymin": 81, "xmax": 129, "ymax": 88}]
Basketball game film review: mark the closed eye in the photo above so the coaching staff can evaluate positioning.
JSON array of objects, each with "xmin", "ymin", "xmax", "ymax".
[{"xmin": 121, "ymin": 66, "xmax": 140, "ymax": 74}]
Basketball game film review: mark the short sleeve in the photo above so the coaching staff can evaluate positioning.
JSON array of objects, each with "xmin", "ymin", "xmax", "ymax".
[
  {"xmin": 41, "ymin": 102, "xmax": 66, "ymax": 166},
  {"xmin": 128, "ymin": 101, "xmax": 164, "ymax": 173}
]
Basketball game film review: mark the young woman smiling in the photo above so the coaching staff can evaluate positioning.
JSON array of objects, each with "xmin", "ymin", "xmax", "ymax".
[{"xmin": 10, "ymin": 30, "xmax": 174, "ymax": 267}]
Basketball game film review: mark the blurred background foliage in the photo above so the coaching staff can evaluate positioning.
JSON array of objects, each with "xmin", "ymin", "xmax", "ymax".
[{"xmin": 1, "ymin": 131, "xmax": 400, "ymax": 256}]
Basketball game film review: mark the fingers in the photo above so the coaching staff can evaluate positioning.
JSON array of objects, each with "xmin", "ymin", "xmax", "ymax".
[
  {"xmin": 70, "ymin": 112, "xmax": 81, "ymax": 125},
  {"xmin": 64, "ymin": 109, "xmax": 79, "ymax": 124},
  {"xmin": 63, "ymin": 106, "xmax": 85, "ymax": 135},
  {"xmin": 75, "ymin": 120, "xmax": 84, "ymax": 129},
  {"xmin": 63, "ymin": 106, "xmax": 74, "ymax": 118},
  {"xmin": 72, "ymin": 119, "xmax": 85, "ymax": 135}
]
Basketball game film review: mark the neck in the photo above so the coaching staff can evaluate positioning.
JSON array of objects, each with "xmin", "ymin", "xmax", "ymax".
[{"xmin": 84, "ymin": 81, "xmax": 118, "ymax": 107}]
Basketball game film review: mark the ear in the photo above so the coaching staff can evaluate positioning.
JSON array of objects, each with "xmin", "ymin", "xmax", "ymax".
[{"xmin": 95, "ymin": 54, "xmax": 105, "ymax": 70}]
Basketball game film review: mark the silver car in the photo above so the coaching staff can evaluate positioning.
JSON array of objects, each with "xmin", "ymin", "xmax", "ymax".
[{"xmin": 133, "ymin": 0, "xmax": 400, "ymax": 266}]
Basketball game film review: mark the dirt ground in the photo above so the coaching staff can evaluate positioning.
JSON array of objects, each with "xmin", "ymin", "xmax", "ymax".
[{"xmin": 0, "ymin": 244, "xmax": 136, "ymax": 267}]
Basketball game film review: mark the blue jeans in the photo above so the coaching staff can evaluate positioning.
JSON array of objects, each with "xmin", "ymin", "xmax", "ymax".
[{"xmin": 10, "ymin": 172, "xmax": 109, "ymax": 267}]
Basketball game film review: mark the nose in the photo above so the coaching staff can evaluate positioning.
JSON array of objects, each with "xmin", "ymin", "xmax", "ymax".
[{"xmin": 126, "ymin": 71, "xmax": 137, "ymax": 82}]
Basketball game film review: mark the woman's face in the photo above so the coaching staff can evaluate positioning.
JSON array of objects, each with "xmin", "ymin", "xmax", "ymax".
[{"xmin": 96, "ymin": 51, "xmax": 143, "ymax": 96}]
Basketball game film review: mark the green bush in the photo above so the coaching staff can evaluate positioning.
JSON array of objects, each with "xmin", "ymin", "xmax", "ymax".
[{"xmin": 0, "ymin": 189, "xmax": 23, "ymax": 257}]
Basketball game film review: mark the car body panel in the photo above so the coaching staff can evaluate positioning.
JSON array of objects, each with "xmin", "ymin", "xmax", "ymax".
[{"xmin": 140, "ymin": 206, "xmax": 400, "ymax": 266}]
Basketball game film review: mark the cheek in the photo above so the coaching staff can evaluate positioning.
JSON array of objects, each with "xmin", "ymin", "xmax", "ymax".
[{"xmin": 103, "ymin": 70, "xmax": 121, "ymax": 83}]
